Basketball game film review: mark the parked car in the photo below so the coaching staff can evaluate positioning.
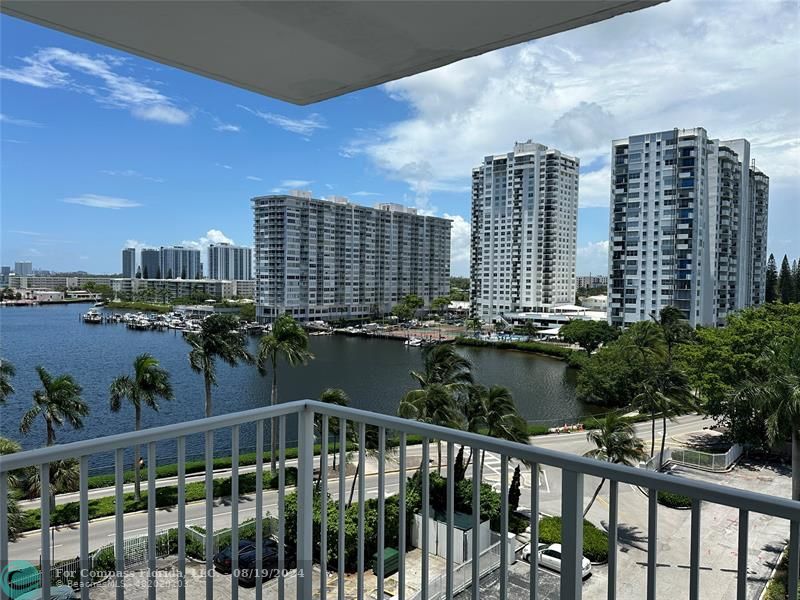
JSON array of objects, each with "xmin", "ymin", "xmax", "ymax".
[
  {"xmin": 213, "ymin": 540, "xmax": 256, "ymax": 574},
  {"xmin": 237, "ymin": 539, "xmax": 281, "ymax": 587},
  {"xmin": 521, "ymin": 542, "xmax": 548, "ymax": 563},
  {"xmin": 535, "ymin": 543, "xmax": 592, "ymax": 579}
]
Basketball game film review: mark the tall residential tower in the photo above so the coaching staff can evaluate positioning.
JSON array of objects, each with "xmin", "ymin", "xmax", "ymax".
[
  {"xmin": 470, "ymin": 141, "xmax": 579, "ymax": 322},
  {"xmin": 252, "ymin": 194, "xmax": 451, "ymax": 323},
  {"xmin": 608, "ymin": 128, "xmax": 768, "ymax": 328},
  {"xmin": 208, "ymin": 243, "xmax": 252, "ymax": 280},
  {"xmin": 122, "ymin": 247, "xmax": 136, "ymax": 278}
]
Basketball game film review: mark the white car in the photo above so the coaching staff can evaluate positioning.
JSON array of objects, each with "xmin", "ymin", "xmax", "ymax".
[
  {"xmin": 528, "ymin": 543, "xmax": 592, "ymax": 579},
  {"xmin": 522, "ymin": 542, "xmax": 548, "ymax": 563}
]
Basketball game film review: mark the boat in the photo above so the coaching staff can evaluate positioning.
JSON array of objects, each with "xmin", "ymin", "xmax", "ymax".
[
  {"xmin": 93, "ymin": 301, "xmax": 105, "ymax": 307},
  {"xmin": 82, "ymin": 309, "xmax": 103, "ymax": 324},
  {"xmin": 405, "ymin": 337, "xmax": 423, "ymax": 347}
]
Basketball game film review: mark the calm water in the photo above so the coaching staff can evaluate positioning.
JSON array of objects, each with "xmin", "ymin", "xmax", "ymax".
[{"xmin": 0, "ymin": 303, "xmax": 588, "ymax": 471}]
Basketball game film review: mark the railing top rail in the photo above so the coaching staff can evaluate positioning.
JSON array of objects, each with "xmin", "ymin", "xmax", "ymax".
[
  {"xmin": 1, "ymin": 399, "xmax": 798, "ymax": 520},
  {"xmin": 0, "ymin": 400, "xmax": 307, "ymax": 472}
]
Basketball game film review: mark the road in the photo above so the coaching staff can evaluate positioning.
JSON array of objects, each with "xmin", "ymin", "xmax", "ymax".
[{"xmin": 10, "ymin": 414, "xmax": 714, "ymax": 565}]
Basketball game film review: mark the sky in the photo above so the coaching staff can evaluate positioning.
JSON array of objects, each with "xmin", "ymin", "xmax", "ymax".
[{"xmin": 1, "ymin": 0, "xmax": 798, "ymax": 277}]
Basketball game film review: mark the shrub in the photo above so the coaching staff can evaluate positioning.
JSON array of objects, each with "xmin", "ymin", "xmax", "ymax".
[
  {"xmin": 538, "ymin": 516, "xmax": 609, "ymax": 563},
  {"xmin": 656, "ymin": 490, "xmax": 692, "ymax": 509},
  {"xmin": 454, "ymin": 337, "xmax": 574, "ymax": 360}
]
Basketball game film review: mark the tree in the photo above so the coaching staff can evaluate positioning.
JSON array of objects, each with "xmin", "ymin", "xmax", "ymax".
[
  {"xmin": 765, "ymin": 254, "xmax": 778, "ymax": 303},
  {"xmin": 257, "ymin": 314, "xmax": 314, "ymax": 473},
  {"xmin": 735, "ymin": 334, "xmax": 800, "ymax": 500},
  {"xmin": 0, "ymin": 437, "xmax": 24, "ymax": 541},
  {"xmin": 650, "ymin": 306, "xmax": 692, "ymax": 363},
  {"xmin": 185, "ymin": 313, "xmax": 252, "ymax": 418},
  {"xmin": 582, "ymin": 412, "xmax": 646, "ymax": 516},
  {"xmin": 431, "ymin": 296, "xmax": 451, "ymax": 315},
  {"xmin": 19, "ymin": 367, "xmax": 88, "ymax": 509},
  {"xmin": 478, "ymin": 385, "xmax": 528, "ymax": 478},
  {"xmin": 677, "ymin": 304, "xmax": 800, "ymax": 447},
  {"xmin": 317, "ymin": 388, "xmax": 349, "ymax": 471},
  {"xmin": 508, "ymin": 465, "xmax": 522, "ymax": 511},
  {"xmin": 464, "ymin": 318, "xmax": 482, "ymax": 335},
  {"xmin": 110, "ymin": 353, "xmax": 174, "ymax": 501},
  {"xmin": 635, "ymin": 366, "xmax": 697, "ymax": 466},
  {"xmin": 779, "ymin": 254, "xmax": 794, "ymax": 304},
  {"xmin": 392, "ymin": 294, "xmax": 424, "ymax": 321},
  {"xmin": 400, "ymin": 343, "xmax": 474, "ymax": 471},
  {"xmin": 400, "ymin": 384, "xmax": 463, "ymax": 473},
  {"xmin": 0, "ymin": 358, "xmax": 15, "ymax": 403},
  {"xmin": 559, "ymin": 320, "xmax": 618, "ymax": 355},
  {"xmin": 794, "ymin": 259, "xmax": 800, "ymax": 304}
]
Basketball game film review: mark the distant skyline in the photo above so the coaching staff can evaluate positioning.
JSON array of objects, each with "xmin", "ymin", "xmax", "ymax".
[{"xmin": 1, "ymin": 0, "xmax": 797, "ymax": 276}]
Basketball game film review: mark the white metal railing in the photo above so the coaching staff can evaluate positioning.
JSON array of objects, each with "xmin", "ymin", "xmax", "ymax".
[
  {"xmin": 1, "ymin": 399, "xmax": 799, "ymax": 600},
  {"xmin": 671, "ymin": 444, "xmax": 744, "ymax": 472}
]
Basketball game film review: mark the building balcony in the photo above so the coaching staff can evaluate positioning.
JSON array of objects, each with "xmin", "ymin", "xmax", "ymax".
[{"xmin": 2, "ymin": 400, "xmax": 796, "ymax": 600}]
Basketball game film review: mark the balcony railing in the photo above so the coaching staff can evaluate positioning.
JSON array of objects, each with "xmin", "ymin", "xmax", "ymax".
[{"xmin": 1, "ymin": 399, "xmax": 799, "ymax": 600}]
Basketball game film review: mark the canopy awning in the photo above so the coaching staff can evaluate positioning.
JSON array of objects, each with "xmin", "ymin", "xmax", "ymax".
[{"xmin": 1, "ymin": 1, "xmax": 665, "ymax": 105}]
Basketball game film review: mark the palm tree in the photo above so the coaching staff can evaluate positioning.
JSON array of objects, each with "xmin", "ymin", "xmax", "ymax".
[
  {"xmin": 20, "ymin": 367, "xmax": 88, "ymax": 447},
  {"xmin": 479, "ymin": 386, "xmax": 528, "ymax": 478},
  {"xmin": 582, "ymin": 412, "xmax": 646, "ymax": 516},
  {"xmin": 736, "ymin": 334, "xmax": 800, "ymax": 500},
  {"xmin": 0, "ymin": 358, "xmax": 15, "ymax": 403},
  {"xmin": 317, "ymin": 388, "xmax": 349, "ymax": 472},
  {"xmin": 399, "ymin": 383, "xmax": 463, "ymax": 473},
  {"xmin": 257, "ymin": 314, "xmax": 314, "ymax": 473},
  {"xmin": 0, "ymin": 437, "xmax": 24, "ymax": 542},
  {"xmin": 185, "ymin": 313, "xmax": 252, "ymax": 418},
  {"xmin": 400, "ymin": 344, "xmax": 472, "ymax": 472},
  {"xmin": 19, "ymin": 367, "xmax": 88, "ymax": 508},
  {"xmin": 110, "ymin": 353, "xmax": 174, "ymax": 501},
  {"xmin": 650, "ymin": 306, "xmax": 692, "ymax": 364}
]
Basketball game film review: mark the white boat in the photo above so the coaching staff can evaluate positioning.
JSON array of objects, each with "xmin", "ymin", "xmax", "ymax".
[
  {"xmin": 82, "ymin": 309, "xmax": 103, "ymax": 324},
  {"xmin": 405, "ymin": 337, "xmax": 423, "ymax": 347}
]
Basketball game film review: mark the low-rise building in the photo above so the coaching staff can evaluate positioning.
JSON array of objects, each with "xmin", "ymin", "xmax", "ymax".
[
  {"xmin": 110, "ymin": 278, "xmax": 253, "ymax": 302},
  {"xmin": 581, "ymin": 294, "xmax": 608, "ymax": 311},
  {"xmin": 9, "ymin": 275, "xmax": 113, "ymax": 290}
]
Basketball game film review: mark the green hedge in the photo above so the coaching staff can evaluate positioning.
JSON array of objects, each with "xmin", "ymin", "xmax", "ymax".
[
  {"xmin": 19, "ymin": 467, "xmax": 298, "ymax": 532},
  {"xmin": 656, "ymin": 490, "xmax": 693, "ymax": 509},
  {"xmin": 762, "ymin": 549, "xmax": 800, "ymax": 600},
  {"xmin": 454, "ymin": 337, "xmax": 574, "ymax": 360},
  {"xmin": 86, "ymin": 442, "xmax": 351, "ymax": 489},
  {"xmin": 538, "ymin": 516, "xmax": 609, "ymax": 563}
]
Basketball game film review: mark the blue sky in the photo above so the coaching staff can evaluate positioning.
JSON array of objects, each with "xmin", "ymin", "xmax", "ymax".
[{"xmin": 1, "ymin": 0, "xmax": 798, "ymax": 277}]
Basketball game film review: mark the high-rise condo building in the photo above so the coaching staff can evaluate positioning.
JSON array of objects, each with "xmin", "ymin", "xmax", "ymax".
[
  {"xmin": 14, "ymin": 261, "xmax": 33, "ymax": 277},
  {"xmin": 470, "ymin": 141, "xmax": 579, "ymax": 322},
  {"xmin": 252, "ymin": 193, "xmax": 451, "ymax": 323},
  {"xmin": 608, "ymin": 128, "xmax": 769, "ymax": 328},
  {"xmin": 208, "ymin": 243, "xmax": 253, "ymax": 280},
  {"xmin": 140, "ymin": 249, "xmax": 161, "ymax": 279},
  {"xmin": 160, "ymin": 246, "xmax": 202, "ymax": 280},
  {"xmin": 122, "ymin": 248, "xmax": 136, "ymax": 278}
]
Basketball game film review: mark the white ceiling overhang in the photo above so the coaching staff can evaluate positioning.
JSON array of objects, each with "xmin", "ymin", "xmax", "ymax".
[{"xmin": 1, "ymin": 0, "xmax": 665, "ymax": 105}]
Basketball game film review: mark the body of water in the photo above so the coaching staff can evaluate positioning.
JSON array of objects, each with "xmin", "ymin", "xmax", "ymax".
[{"xmin": 0, "ymin": 303, "xmax": 590, "ymax": 471}]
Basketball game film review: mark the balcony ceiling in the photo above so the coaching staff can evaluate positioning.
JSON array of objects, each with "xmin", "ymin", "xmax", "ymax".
[{"xmin": 1, "ymin": 0, "xmax": 664, "ymax": 105}]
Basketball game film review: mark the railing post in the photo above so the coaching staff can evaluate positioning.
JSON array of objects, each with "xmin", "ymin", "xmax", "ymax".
[
  {"xmin": 560, "ymin": 469, "xmax": 583, "ymax": 600},
  {"xmin": 297, "ymin": 406, "xmax": 314, "ymax": 600}
]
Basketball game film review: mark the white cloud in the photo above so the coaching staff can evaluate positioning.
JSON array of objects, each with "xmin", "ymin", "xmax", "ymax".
[
  {"xmin": 9, "ymin": 230, "xmax": 43, "ymax": 236},
  {"xmin": 215, "ymin": 163, "xmax": 233, "ymax": 170},
  {"xmin": 213, "ymin": 120, "xmax": 241, "ymax": 133},
  {"xmin": 238, "ymin": 104, "xmax": 326, "ymax": 136},
  {"xmin": 246, "ymin": 175, "xmax": 263, "ymax": 181},
  {"xmin": 0, "ymin": 113, "xmax": 43, "ymax": 127},
  {"xmin": 0, "ymin": 47, "xmax": 190, "ymax": 125},
  {"xmin": 101, "ymin": 169, "xmax": 164, "ymax": 183},
  {"xmin": 577, "ymin": 240, "xmax": 610, "ymax": 275},
  {"xmin": 123, "ymin": 239, "xmax": 149, "ymax": 252},
  {"xmin": 352, "ymin": 0, "xmax": 798, "ymax": 232},
  {"xmin": 270, "ymin": 179, "xmax": 313, "ymax": 194},
  {"xmin": 179, "ymin": 230, "xmax": 236, "ymax": 255},
  {"xmin": 350, "ymin": 191, "xmax": 382, "ymax": 197},
  {"xmin": 443, "ymin": 213, "xmax": 471, "ymax": 276},
  {"xmin": 63, "ymin": 194, "xmax": 141, "ymax": 209}
]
